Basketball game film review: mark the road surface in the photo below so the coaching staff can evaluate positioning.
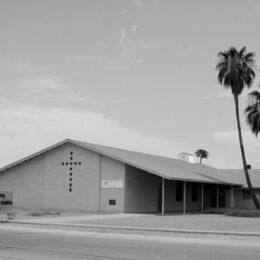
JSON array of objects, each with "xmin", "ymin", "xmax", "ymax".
[{"xmin": 0, "ymin": 224, "xmax": 260, "ymax": 259}]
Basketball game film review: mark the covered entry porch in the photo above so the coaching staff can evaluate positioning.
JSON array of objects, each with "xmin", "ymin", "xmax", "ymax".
[
  {"xmin": 159, "ymin": 178, "xmax": 234, "ymax": 215},
  {"xmin": 124, "ymin": 165, "xmax": 235, "ymax": 214}
]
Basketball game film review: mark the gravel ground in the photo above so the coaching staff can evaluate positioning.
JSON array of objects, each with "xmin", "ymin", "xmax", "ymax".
[{"xmin": 70, "ymin": 214, "xmax": 260, "ymax": 232}]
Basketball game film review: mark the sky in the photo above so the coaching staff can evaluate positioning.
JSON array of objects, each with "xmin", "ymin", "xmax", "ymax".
[{"xmin": 0, "ymin": 0, "xmax": 260, "ymax": 169}]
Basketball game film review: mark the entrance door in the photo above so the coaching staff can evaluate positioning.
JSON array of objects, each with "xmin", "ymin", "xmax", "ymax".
[
  {"xmin": 210, "ymin": 186, "xmax": 217, "ymax": 208},
  {"xmin": 219, "ymin": 186, "xmax": 226, "ymax": 208},
  {"xmin": 157, "ymin": 185, "xmax": 162, "ymax": 212}
]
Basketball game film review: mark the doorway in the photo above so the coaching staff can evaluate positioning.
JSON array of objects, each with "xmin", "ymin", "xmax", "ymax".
[
  {"xmin": 157, "ymin": 185, "xmax": 162, "ymax": 212},
  {"xmin": 219, "ymin": 186, "xmax": 226, "ymax": 208}
]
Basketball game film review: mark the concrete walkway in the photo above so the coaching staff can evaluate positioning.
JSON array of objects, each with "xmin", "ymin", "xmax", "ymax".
[
  {"xmin": 9, "ymin": 213, "xmax": 146, "ymax": 224},
  {"xmin": 3, "ymin": 212, "xmax": 260, "ymax": 238}
]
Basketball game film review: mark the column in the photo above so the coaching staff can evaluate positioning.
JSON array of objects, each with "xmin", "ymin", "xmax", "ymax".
[
  {"xmin": 230, "ymin": 185, "xmax": 234, "ymax": 208},
  {"xmin": 162, "ymin": 178, "xmax": 165, "ymax": 215},
  {"xmin": 183, "ymin": 181, "xmax": 186, "ymax": 214},
  {"xmin": 216, "ymin": 184, "xmax": 219, "ymax": 209},
  {"xmin": 201, "ymin": 183, "xmax": 204, "ymax": 212}
]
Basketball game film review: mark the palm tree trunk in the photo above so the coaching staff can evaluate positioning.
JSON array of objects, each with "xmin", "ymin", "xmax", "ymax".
[
  {"xmin": 234, "ymin": 94, "xmax": 260, "ymax": 209},
  {"xmin": 200, "ymin": 157, "xmax": 202, "ymax": 164}
]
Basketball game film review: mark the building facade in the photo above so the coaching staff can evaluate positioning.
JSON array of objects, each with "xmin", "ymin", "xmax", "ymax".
[{"xmin": 0, "ymin": 139, "xmax": 259, "ymax": 213}]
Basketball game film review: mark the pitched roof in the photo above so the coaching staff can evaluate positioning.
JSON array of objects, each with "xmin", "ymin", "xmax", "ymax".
[
  {"xmin": 0, "ymin": 139, "xmax": 258, "ymax": 187},
  {"xmin": 219, "ymin": 169, "xmax": 260, "ymax": 188}
]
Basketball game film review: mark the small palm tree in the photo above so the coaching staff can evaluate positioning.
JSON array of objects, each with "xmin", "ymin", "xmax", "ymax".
[
  {"xmin": 245, "ymin": 90, "xmax": 260, "ymax": 137},
  {"xmin": 216, "ymin": 46, "xmax": 260, "ymax": 209},
  {"xmin": 195, "ymin": 149, "xmax": 209, "ymax": 164}
]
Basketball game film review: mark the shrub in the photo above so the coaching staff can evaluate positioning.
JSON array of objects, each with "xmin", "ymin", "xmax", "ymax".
[
  {"xmin": 44, "ymin": 209, "xmax": 61, "ymax": 215},
  {"xmin": 203, "ymin": 208, "xmax": 228, "ymax": 215},
  {"xmin": 30, "ymin": 210, "xmax": 45, "ymax": 216},
  {"xmin": 225, "ymin": 209, "xmax": 260, "ymax": 218}
]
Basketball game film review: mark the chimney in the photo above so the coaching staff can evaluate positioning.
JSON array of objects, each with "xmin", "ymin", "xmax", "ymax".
[{"xmin": 178, "ymin": 152, "xmax": 195, "ymax": 164}]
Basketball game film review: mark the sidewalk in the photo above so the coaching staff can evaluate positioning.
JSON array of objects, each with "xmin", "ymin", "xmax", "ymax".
[{"xmin": 4, "ymin": 212, "xmax": 260, "ymax": 238}]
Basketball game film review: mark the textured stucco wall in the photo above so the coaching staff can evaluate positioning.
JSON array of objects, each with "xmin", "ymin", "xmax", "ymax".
[
  {"xmin": 43, "ymin": 143, "xmax": 100, "ymax": 211},
  {"xmin": 234, "ymin": 188, "xmax": 260, "ymax": 209},
  {"xmin": 164, "ymin": 181, "xmax": 201, "ymax": 212},
  {"xmin": 124, "ymin": 166, "xmax": 202, "ymax": 213},
  {"xmin": 124, "ymin": 166, "xmax": 161, "ymax": 213},
  {"xmin": 0, "ymin": 156, "xmax": 45, "ymax": 209},
  {"xmin": 0, "ymin": 144, "xmax": 126, "ymax": 212},
  {"xmin": 99, "ymin": 156, "xmax": 125, "ymax": 212}
]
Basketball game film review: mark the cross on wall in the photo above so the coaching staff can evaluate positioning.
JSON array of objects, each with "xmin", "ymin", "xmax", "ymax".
[{"xmin": 61, "ymin": 151, "xmax": 82, "ymax": 192}]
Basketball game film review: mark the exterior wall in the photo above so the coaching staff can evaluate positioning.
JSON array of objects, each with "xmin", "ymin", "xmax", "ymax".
[
  {"xmin": 43, "ymin": 143, "xmax": 100, "ymax": 211},
  {"xmin": 234, "ymin": 188, "xmax": 260, "ymax": 209},
  {"xmin": 165, "ymin": 181, "xmax": 201, "ymax": 212},
  {"xmin": 203, "ymin": 184, "xmax": 232, "ymax": 209},
  {"xmin": 124, "ymin": 165, "xmax": 161, "ymax": 213},
  {"xmin": 1, "ymin": 140, "xmax": 252, "ymax": 213},
  {"xmin": 100, "ymin": 156, "xmax": 125, "ymax": 212},
  {"xmin": 0, "ymin": 143, "xmax": 126, "ymax": 212},
  {"xmin": 0, "ymin": 156, "xmax": 45, "ymax": 209},
  {"xmin": 124, "ymin": 166, "xmax": 202, "ymax": 213},
  {"xmin": 184, "ymin": 182, "xmax": 202, "ymax": 211}
]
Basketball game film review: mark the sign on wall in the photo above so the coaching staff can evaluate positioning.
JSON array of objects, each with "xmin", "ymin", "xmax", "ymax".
[{"xmin": 102, "ymin": 179, "xmax": 124, "ymax": 188}]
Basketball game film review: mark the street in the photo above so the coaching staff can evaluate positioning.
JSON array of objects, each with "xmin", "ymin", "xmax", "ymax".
[{"xmin": 0, "ymin": 225, "xmax": 260, "ymax": 260}]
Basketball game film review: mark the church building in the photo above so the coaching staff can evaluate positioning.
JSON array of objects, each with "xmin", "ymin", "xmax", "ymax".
[{"xmin": 0, "ymin": 139, "xmax": 260, "ymax": 213}]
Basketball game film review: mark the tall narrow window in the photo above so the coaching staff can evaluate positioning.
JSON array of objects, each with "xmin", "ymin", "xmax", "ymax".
[
  {"xmin": 176, "ymin": 181, "xmax": 183, "ymax": 201},
  {"xmin": 192, "ymin": 182, "xmax": 198, "ymax": 202},
  {"xmin": 242, "ymin": 190, "xmax": 250, "ymax": 199}
]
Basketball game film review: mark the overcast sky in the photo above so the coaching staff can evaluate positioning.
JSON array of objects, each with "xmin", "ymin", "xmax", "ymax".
[{"xmin": 0, "ymin": 0, "xmax": 260, "ymax": 169}]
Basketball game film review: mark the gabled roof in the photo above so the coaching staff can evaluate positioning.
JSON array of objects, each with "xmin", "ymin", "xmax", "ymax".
[
  {"xmin": 0, "ymin": 139, "xmax": 255, "ymax": 186},
  {"xmin": 219, "ymin": 169, "xmax": 260, "ymax": 188}
]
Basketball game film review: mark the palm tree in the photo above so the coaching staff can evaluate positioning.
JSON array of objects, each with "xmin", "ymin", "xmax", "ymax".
[
  {"xmin": 195, "ymin": 149, "xmax": 209, "ymax": 164},
  {"xmin": 216, "ymin": 46, "xmax": 260, "ymax": 209},
  {"xmin": 245, "ymin": 90, "xmax": 260, "ymax": 137}
]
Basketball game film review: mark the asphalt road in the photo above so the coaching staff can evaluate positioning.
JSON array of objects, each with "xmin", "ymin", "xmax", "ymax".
[{"xmin": 1, "ymin": 225, "xmax": 260, "ymax": 260}]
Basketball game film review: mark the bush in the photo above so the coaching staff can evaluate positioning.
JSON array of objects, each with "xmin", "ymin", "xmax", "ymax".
[
  {"xmin": 203, "ymin": 208, "xmax": 228, "ymax": 215},
  {"xmin": 203, "ymin": 208, "xmax": 260, "ymax": 217},
  {"xmin": 225, "ymin": 209, "xmax": 260, "ymax": 218},
  {"xmin": 30, "ymin": 210, "xmax": 45, "ymax": 216},
  {"xmin": 44, "ymin": 209, "xmax": 61, "ymax": 215}
]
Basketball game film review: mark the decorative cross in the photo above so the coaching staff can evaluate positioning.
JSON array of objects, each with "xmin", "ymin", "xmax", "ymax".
[{"xmin": 61, "ymin": 151, "xmax": 82, "ymax": 192}]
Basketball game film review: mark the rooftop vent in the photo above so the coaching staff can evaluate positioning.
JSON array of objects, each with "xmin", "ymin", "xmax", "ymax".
[{"xmin": 178, "ymin": 152, "xmax": 195, "ymax": 164}]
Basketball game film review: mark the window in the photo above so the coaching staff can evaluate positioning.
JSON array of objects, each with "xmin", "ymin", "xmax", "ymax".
[
  {"xmin": 192, "ymin": 183, "xmax": 198, "ymax": 202},
  {"xmin": 176, "ymin": 181, "xmax": 183, "ymax": 201},
  {"xmin": 243, "ymin": 190, "xmax": 251, "ymax": 199},
  {"xmin": 0, "ymin": 194, "xmax": 6, "ymax": 199},
  {"xmin": 70, "ymin": 151, "xmax": 73, "ymax": 155},
  {"xmin": 109, "ymin": 199, "xmax": 116, "ymax": 205},
  {"xmin": 0, "ymin": 200, "xmax": 12, "ymax": 205}
]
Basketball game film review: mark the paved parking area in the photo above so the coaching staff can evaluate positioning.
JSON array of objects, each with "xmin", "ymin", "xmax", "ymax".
[{"xmin": 70, "ymin": 213, "xmax": 260, "ymax": 233}]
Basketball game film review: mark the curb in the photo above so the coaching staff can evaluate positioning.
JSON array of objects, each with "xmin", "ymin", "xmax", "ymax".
[{"xmin": 5, "ymin": 221, "xmax": 260, "ymax": 237}]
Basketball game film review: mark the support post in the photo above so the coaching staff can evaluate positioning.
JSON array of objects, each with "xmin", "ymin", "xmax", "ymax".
[
  {"xmin": 162, "ymin": 178, "xmax": 165, "ymax": 215},
  {"xmin": 230, "ymin": 185, "xmax": 234, "ymax": 208},
  {"xmin": 183, "ymin": 181, "xmax": 186, "ymax": 214},
  {"xmin": 216, "ymin": 184, "xmax": 219, "ymax": 209},
  {"xmin": 201, "ymin": 183, "xmax": 204, "ymax": 212}
]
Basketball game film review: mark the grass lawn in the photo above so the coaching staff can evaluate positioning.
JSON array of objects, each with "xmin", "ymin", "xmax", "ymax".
[{"xmin": 70, "ymin": 213, "xmax": 260, "ymax": 233}]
